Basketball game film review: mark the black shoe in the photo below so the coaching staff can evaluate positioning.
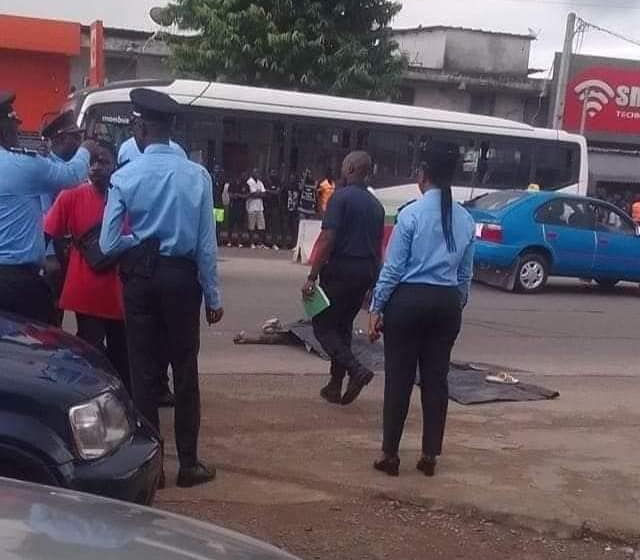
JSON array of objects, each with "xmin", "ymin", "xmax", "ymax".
[
  {"xmin": 417, "ymin": 455, "xmax": 437, "ymax": 477},
  {"xmin": 320, "ymin": 379, "xmax": 342, "ymax": 404},
  {"xmin": 157, "ymin": 390, "xmax": 175, "ymax": 408},
  {"xmin": 341, "ymin": 369, "xmax": 374, "ymax": 405},
  {"xmin": 373, "ymin": 455, "xmax": 400, "ymax": 477},
  {"xmin": 176, "ymin": 462, "xmax": 216, "ymax": 488}
]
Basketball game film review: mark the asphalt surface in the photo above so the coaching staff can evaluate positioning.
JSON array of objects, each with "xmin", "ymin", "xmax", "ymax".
[{"xmin": 200, "ymin": 247, "xmax": 639, "ymax": 378}]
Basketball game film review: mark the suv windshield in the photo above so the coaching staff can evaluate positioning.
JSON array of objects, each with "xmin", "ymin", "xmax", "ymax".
[{"xmin": 465, "ymin": 191, "xmax": 528, "ymax": 211}]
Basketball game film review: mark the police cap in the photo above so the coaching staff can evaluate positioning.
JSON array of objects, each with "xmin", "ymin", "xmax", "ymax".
[
  {"xmin": 130, "ymin": 88, "xmax": 181, "ymax": 122},
  {"xmin": 0, "ymin": 91, "xmax": 20, "ymax": 123},
  {"xmin": 41, "ymin": 110, "xmax": 83, "ymax": 139}
]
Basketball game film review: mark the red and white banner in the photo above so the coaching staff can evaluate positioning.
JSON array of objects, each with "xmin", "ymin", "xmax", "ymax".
[{"xmin": 564, "ymin": 67, "xmax": 640, "ymax": 135}]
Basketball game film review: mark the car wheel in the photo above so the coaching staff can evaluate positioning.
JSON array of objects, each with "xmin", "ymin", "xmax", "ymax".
[
  {"xmin": 515, "ymin": 253, "xmax": 548, "ymax": 293},
  {"xmin": 595, "ymin": 278, "xmax": 619, "ymax": 290}
]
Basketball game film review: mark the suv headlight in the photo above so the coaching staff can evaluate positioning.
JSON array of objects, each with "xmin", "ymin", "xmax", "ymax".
[{"xmin": 69, "ymin": 392, "xmax": 131, "ymax": 460}]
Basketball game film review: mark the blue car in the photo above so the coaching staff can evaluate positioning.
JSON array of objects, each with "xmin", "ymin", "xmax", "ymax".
[{"xmin": 466, "ymin": 190, "xmax": 640, "ymax": 293}]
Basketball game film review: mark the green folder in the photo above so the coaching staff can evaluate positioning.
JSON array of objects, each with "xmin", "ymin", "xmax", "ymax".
[
  {"xmin": 213, "ymin": 208, "xmax": 225, "ymax": 223},
  {"xmin": 303, "ymin": 286, "xmax": 330, "ymax": 318}
]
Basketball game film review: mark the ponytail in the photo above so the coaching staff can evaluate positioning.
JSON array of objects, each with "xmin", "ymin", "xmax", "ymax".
[{"xmin": 420, "ymin": 141, "xmax": 460, "ymax": 253}]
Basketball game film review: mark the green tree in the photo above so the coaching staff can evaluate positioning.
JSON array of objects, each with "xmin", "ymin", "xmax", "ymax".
[{"xmin": 158, "ymin": 0, "xmax": 407, "ymax": 100}]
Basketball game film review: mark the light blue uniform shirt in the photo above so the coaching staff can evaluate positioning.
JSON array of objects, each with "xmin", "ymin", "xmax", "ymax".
[
  {"xmin": 0, "ymin": 146, "xmax": 90, "ymax": 266},
  {"xmin": 100, "ymin": 143, "xmax": 221, "ymax": 309},
  {"xmin": 371, "ymin": 189, "xmax": 475, "ymax": 314},
  {"xmin": 117, "ymin": 137, "xmax": 187, "ymax": 166}
]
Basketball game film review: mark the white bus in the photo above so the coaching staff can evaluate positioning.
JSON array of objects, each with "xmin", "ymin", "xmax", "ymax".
[{"xmin": 65, "ymin": 79, "xmax": 588, "ymax": 215}]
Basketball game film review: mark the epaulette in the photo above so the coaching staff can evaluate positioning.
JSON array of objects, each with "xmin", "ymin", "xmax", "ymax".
[
  {"xmin": 395, "ymin": 199, "xmax": 417, "ymax": 224},
  {"xmin": 8, "ymin": 147, "xmax": 38, "ymax": 157}
]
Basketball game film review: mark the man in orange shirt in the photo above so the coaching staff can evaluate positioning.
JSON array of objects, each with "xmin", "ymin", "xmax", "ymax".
[
  {"xmin": 44, "ymin": 140, "xmax": 130, "ymax": 391},
  {"xmin": 317, "ymin": 169, "xmax": 336, "ymax": 215},
  {"xmin": 632, "ymin": 194, "xmax": 640, "ymax": 225}
]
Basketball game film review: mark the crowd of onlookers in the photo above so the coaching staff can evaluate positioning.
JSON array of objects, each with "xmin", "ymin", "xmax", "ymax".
[
  {"xmin": 212, "ymin": 167, "xmax": 336, "ymax": 249},
  {"xmin": 595, "ymin": 186, "xmax": 639, "ymax": 217}
]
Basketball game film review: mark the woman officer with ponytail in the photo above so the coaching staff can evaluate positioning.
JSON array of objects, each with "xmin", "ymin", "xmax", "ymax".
[{"xmin": 368, "ymin": 141, "xmax": 475, "ymax": 477}]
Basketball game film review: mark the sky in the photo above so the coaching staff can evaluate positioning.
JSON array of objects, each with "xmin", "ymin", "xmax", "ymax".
[{"xmin": 1, "ymin": 0, "xmax": 640, "ymax": 73}]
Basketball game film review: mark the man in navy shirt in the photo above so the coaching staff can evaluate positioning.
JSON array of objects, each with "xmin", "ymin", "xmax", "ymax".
[{"xmin": 302, "ymin": 151, "xmax": 385, "ymax": 406}]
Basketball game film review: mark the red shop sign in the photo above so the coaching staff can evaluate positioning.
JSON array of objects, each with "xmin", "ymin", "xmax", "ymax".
[{"xmin": 564, "ymin": 66, "xmax": 640, "ymax": 135}]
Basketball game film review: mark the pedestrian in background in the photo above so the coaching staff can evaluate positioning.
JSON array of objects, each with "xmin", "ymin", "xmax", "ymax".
[
  {"xmin": 302, "ymin": 152, "xmax": 384, "ymax": 406},
  {"xmin": 44, "ymin": 140, "xmax": 130, "ymax": 392},
  {"xmin": 100, "ymin": 88, "xmax": 223, "ymax": 488},
  {"xmin": 284, "ymin": 172, "xmax": 301, "ymax": 248},
  {"xmin": 265, "ymin": 169, "xmax": 282, "ymax": 250},
  {"xmin": 298, "ymin": 169, "xmax": 317, "ymax": 220},
  {"xmin": 316, "ymin": 169, "xmax": 336, "ymax": 215},
  {"xmin": 0, "ymin": 91, "xmax": 92, "ymax": 323},
  {"xmin": 632, "ymin": 194, "xmax": 640, "ymax": 225},
  {"xmin": 369, "ymin": 142, "xmax": 475, "ymax": 478},
  {"xmin": 246, "ymin": 168, "xmax": 267, "ymax": 249}
]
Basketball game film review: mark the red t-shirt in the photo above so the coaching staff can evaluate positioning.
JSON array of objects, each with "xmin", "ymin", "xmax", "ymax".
[{"xmin": 44, "ymin": 183, "xmax": 124, "ymax": 320}]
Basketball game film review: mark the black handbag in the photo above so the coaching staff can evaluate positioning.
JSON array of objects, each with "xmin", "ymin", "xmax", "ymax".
[{"xmin": 75, "ymin": 223, "xmax": 121, "ymax": 273}]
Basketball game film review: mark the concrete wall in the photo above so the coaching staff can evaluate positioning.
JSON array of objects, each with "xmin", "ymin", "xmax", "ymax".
[
  {"xmin": 493, "ymin": 93, "xmax": 526, "ymax": 121},
  {"xmin": 444, "ymin": 29, "xmax": 531, "ymax": 75},
  {"xmin": 413, "ymin": 83, "xmax": 471, "ymax": 112},
  {"xmin": 69, "ymin": 47, "xmax": 174, "ymax": 89},
  {"xmin": 395, "ymin": 29, "xmax": 446, "ymax": 69}
]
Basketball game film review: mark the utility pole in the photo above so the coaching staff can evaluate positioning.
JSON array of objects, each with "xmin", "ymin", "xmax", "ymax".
[{"xmin": 553, "ymin": 12, "xmax": 577, "ymax": 130}]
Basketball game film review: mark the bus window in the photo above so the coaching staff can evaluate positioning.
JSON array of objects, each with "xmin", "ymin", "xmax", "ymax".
[
  {"xmin": 477, "ymin": 138, "xmax": 533, "ymax": 190},
  {"xmin": 365, "ymin": 128, "xmax": 416, "ymax": 188},
  {"xmin": 223, "ymin": 115, "xmax": 274, "ymax": 177},
  {"xmin": 534, "ymin": 143, "xmax": 580, "ymax": 190},
  {"xmin": 290, "ymin": 122, "xmax": 350, "ymax": 180},
  {"xmin": 416, "ymin": 133, "xmax": 476, "ymax": 187}
]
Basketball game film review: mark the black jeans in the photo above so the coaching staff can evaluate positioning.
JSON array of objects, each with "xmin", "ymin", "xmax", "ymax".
[
  {"xmin": 382, "ymin": 284, "xmax": 462, "ymax": 457},
  {"xmin": 0, "ymin": 266, "xmax": 52, "ymax": 324},
  {"xmin": 312, "ymin": 257, "xmax": 377, "ymax": 381},
  {"xmin": 122, "ymin": 258, "xmax": 203, "ymax": 468},
  {"xmin": 76, "ymin": 314, "xmax": 131, "ymax": 394}
]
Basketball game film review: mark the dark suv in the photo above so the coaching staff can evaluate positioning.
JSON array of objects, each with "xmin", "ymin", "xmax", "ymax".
[{"xmin": 0, "ymin": 312, "xmax": 161, "ymax": 505}]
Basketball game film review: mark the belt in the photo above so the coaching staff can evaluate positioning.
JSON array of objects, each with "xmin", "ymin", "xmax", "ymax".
[
  {"xmin": 156, "ymin": 255, "xmax": 197, "ymax": 271},
  {"xmin": 0, "ymin": 263, "xmax": 40, "ymax": 275}
]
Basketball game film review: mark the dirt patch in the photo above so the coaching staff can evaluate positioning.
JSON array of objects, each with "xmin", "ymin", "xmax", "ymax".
[{"xmin": 158, "ymin": 496, "xmax": 634, "ymax": 560}]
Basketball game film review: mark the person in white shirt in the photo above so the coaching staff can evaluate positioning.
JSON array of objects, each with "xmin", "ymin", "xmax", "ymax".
[{"xmin": 246, "ymin": 168, "xmax": 267, "ymax": 249}]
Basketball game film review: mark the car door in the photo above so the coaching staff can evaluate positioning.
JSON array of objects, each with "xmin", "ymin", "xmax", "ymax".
[
  {"xmin": 535, "ymin": 198, "xmax": 597, "ymax": 276},
  {"xmin": 592, "ymin": 202, "xmax": 640, "ymax": 281}
]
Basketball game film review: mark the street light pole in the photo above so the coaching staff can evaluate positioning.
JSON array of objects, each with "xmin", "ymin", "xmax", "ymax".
[
  {"xmin": 579, "ymin": 88, "xmax": 590, "ymax": 135},
  {"xmin": 553, "ymin": 12, "xmax": 577, "ymax": 130}
]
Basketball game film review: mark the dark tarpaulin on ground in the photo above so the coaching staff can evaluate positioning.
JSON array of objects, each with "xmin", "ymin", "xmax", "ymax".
[{"xmin": 287, "ymin": 321, "xmax": 559, "ymax": 405}]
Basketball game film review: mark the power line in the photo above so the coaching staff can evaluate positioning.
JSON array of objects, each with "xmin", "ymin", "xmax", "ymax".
[
  {"xmin": 578, "ymin": 17, "xmax": 640, "ymax": 49},
  {"xmin": 484, "ymin": 0, "xmax": 640, "ymax": 10}
]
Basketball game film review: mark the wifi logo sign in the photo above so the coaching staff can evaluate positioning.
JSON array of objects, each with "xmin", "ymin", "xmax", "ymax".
[{"xmin": 574, "ymin": 80, "xmax": 616, "ymax": 118}]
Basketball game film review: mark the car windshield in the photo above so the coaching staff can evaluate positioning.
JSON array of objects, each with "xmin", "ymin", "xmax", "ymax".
[{"xmin": 465, "ymin": 191, "xmax": 528, "ymax": 211}]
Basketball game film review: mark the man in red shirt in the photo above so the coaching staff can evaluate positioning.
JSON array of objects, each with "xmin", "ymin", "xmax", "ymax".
[{"xmin": 44, "ymin": 140, "xmax": 130, "ymax": 391}]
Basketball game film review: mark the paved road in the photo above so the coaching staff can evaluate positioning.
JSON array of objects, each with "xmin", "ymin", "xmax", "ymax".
[{"xmin": 200, "ymin": 248, "xmax": 639, "ymax": 378}]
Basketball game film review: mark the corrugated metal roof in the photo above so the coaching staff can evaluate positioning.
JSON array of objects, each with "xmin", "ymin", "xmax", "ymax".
[{"xmin": 392, "ymin": 25, "xmax": 535, "ymax": 40}]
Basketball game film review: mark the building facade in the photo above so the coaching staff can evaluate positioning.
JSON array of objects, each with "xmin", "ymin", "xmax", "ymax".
[
  {"xmin": 0, "ymin": 13, "xmax": 173, "ymax": 135},
  {"xmin": 392, "ymin": 26, "xmax": 548, "ymax": 125}
]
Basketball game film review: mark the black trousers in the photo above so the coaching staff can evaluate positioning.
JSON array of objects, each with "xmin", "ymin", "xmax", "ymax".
[
  {"xmin": 76, "ymin": 314, "xmax": 131, "ymax": 394},
  {"xmin": 0, "ymin": 266, "xmax": 52, "ymax": 324},
  {"xmin": 122, "ymin": 259, "xmax": 202, "ymax": 468},
  {"xmin": 382, "ymin": 284, "xmax": 462, "ymax": 457},
  {"xmin": 312, "ymin": 257, "xmax": 377, "ymax": 381}
]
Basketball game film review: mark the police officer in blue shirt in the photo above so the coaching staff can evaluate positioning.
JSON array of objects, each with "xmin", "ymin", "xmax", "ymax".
[
  {"xmin": 117, "ymin": 134, "xmax": 187, "ymax": 166},
  {"xmin": 40, "ymin": 110, "xmax": 85, "ymax": 326},
  {"xmin": 369, "ymin": 141, "xmax": 475, "ymax": 478},
  {"xmin": 99, "ymin": 88, "xmax": 223, "ymax": 489},
  {"xmin": 0, "ymin": 91, "xmax": 93, "ymax": 323}
]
